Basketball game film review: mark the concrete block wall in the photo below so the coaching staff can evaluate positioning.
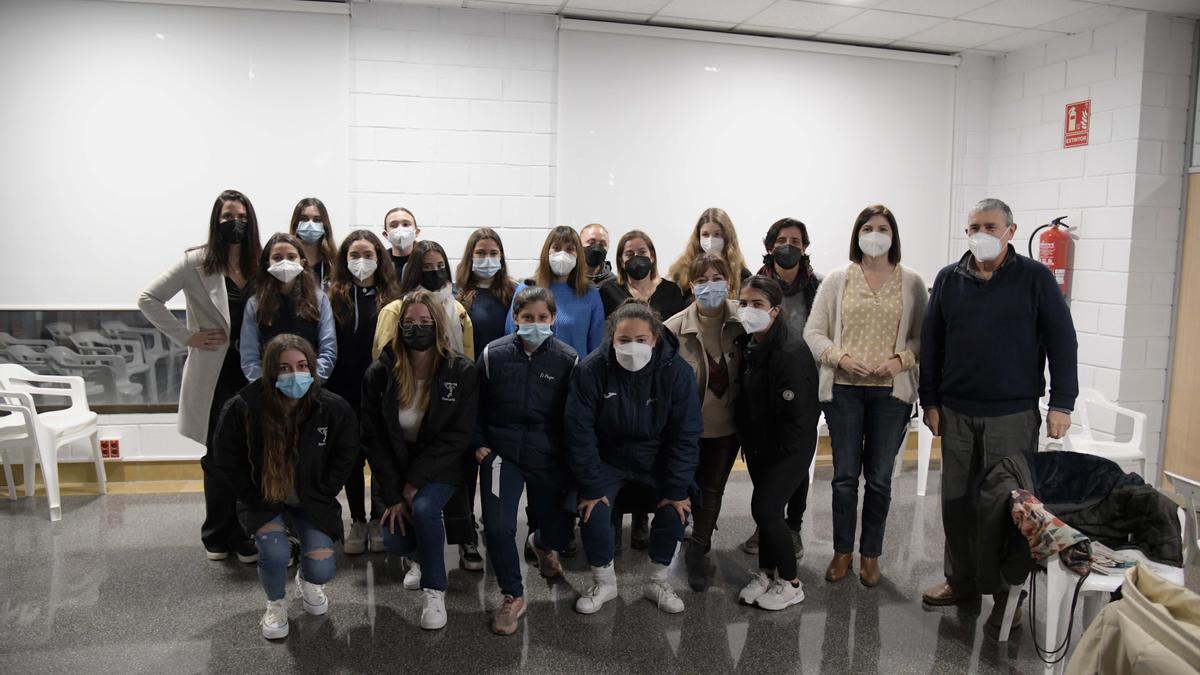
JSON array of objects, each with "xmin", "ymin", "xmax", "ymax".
[{"xmin": 348, "ymin": 3, "xmax": 558, "ymax": 279}]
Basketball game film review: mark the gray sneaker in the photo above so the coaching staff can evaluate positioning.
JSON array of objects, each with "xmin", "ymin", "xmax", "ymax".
[{"xmin": 740, "ymin": 528, "xmax": 760, "ymax": 555}]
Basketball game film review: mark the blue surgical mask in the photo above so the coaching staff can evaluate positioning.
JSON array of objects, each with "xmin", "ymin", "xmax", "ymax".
[
  {"xmin": 693, "ymin": 280, "xmax": 728, "ymax": 310},
  {"xmin": 516, "ymin": 322, "xmax": 554, "ymax": 349},
  {"xmin": 275, "ymin": 372, "xmax": 314, "ymax": 399},
  {"xmin": 473, "ymin": 257, "xmax": 502, "ymax": 278},
  {"xmin": 296, "ymin": 220, "xmax": 325, "ymax": 244}
]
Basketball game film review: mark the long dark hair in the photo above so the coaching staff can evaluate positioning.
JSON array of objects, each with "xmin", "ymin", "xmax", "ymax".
[
  {"xmin": 256, "ymin": 333, "xmax": 318, "ymax": 503},
  {"xmin": 534, "ymin": 226, "xmax": 590, "ymax": 298},
  {"xmin": 329, "ymin": 230, "xmax": 401, "ymax": 326},
  {"xmin": 288, "ymin": 197, "xmax": 338, "ymax": 283},
  {"xmin": 849, "ymin": 204, "xmax": 902, "ymax": 264},
  {"xmin": 254, "ymin": 233, "xmax": 321, "ymax": 326},
  {"xmin": 398, "ymin": 240, "xmax": 451, "ymax": 295},
  {"xmin": 194, "ymin": 189, "xmax": 263, "ymax": 276},
  {"xmin": 454, "ymin": 228, "xmax": 517, "ymax": 311}
]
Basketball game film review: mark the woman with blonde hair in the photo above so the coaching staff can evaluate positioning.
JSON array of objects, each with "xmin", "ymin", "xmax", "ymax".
[
  {"xmin": 667, "ymin": 207, "xmax": 752, "ymax": 297},
  {"xmin": 361, "ymin": 290, "xmax": 480, "ymax": 630}
]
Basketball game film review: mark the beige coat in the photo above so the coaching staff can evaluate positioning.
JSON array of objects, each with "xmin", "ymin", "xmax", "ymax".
[
  {"xmin": 1066, "ymin": 562, "xmax": 1200, "ymax": 675},
  {"xmin": 803, "ymin": 263, "xmax": 928, "ymax": 404},
  {"xmin": 663, "ymin": 299, "xmax": 744, "ymax": 436},
  {"xmin": 137, "ymin": 249, "xmax": 233, "ymax": 445}
]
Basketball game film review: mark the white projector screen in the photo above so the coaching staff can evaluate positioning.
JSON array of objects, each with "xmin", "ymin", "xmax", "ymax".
[
  {"xmin": 0, "ymin": 0, "xmax": 348, "ymax": 309},
  {"xmin": 557, "ymin": 22, "xmax": 958, "ymax": 285}
]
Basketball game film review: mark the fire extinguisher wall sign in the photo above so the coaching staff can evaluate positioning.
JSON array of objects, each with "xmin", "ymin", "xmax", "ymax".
[{"xmin": 1064, "ymin": 100, "xmax": 1090, "ymax": 148}]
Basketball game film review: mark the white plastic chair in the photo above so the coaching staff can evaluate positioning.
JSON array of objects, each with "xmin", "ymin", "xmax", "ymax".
[
  {"xmin": 0, "ymin": 364, "xmax": 107, "ymax": 521},
  {"xmin": 0, "ymin": 390, "xmax": 40, "ymax": 501},
  {"xmin": 808, "ymin": 412, "xmax": 827, "ymax": 485},
  {"xmin": 43, "ymin": 322, "xmax": 75, "ymax": 346},
  {"xmin": 0, "ymin": 332, "xmax": 56, "ymax": 350},
  {"xmin": 101, "ymin": 320, "xmax": 185, "ymax": 397},
  {"xmin": 1163, "ymin": 471, "xmax": 1200, "ymax": 566},
  {"xmin": 44, "ymin": 346, "xmax": 142, "ymax": 404},
  {"xmin": 891, "ymin": 417, "xmax": 935, "ymax": 496},
  {"xmin": 70, "ymin": 331, "xmax": 156, "ymax": 402},
  {"xmin": 1039, "ymin": 387, "xmax": 1146, "ymax": 476},
  {"xmin": 4, "ymin": 344, "xmax": 54, "ymax": 375}
]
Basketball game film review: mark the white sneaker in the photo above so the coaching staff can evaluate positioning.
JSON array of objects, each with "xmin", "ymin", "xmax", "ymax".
[
  {"xmin": 403, "ymin": 560, "xmax": 422, "ymax": 590},
  {"xmin": 574, "ymin": 564, "xmax": 619, "ymax": 615},
  {"xmin": 420, "ymin": 588, "xmax": 447, "ymax": 630},
  {"xmin": 345, "ymin": 521, "xmax": 368, "ymax": 555},
  {"xmin": 260, "ymin": 598, "xmax": 289, "ymax": 640},
  {"xmin": 739, "ymin": 571, "xmax": 773, "ymax": 605},
  {"xmin": 295, "ymin": 570, "xmax": 329, "ymax": 615},
  {"xmin": 368, "ymin": 520, "xmax": 385, "ymax": 553},
  {"xmin": 756, "ymin": 579, "xmax": 805, "ymax": 611},
  {"xmin": 643, "ymin": 579, "xmax": 685, "ymax": 614}
]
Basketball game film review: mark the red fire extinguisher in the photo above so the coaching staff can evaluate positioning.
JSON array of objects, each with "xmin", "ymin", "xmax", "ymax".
[{"xmin": 1028, "ymin": 216, "xmax": 1073, "ymax": 297}]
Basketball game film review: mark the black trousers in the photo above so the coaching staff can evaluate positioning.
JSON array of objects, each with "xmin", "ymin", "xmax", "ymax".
[
  {"xmin": 748, "ymin": 449, "xmax": 810, "ymax": 580},
  {"xmin": 200, "ymin": 371, "xmax": 250, "ymax": 550}
]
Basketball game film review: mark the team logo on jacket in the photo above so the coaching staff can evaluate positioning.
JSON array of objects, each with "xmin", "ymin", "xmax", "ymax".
[
  {"xmin": 317, "ymin": 426, "xmax": 328, "ymax": 446},
  {"xmin": 538, "ymin": 372, "xmax": 555, "ymax": 382},
  {"xmin": 442, "ymin": 382, "xmax": 458, "ymax": 402},
  {"xmin": 782, "ymin": 390, "xmax": 794, "ymax": 401},
  {"xmin": 604, "ymin": 392, "xmax": 617, "ymax": 399}
]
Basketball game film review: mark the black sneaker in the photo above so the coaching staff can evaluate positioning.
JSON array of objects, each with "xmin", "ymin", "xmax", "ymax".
[
  {"xmin": 459, "ymin": 543, "xmax": 484, "ymax": 571},
  {"xmin": 524, "ymin": 538, "xmax": 537, "ymax": 562},
  {"xmin": 630, "ymin": 516, "xmax": 650, "ymax": 550},
  {"xmin": 205, "ymin": 547, "xmax": 229, "ymax": 561},
  {"xmin": 234, "ymin": 538, "xmax": 259, "ymax": 564},
  {"xmin": 685, "ymin": 542, "xmax": 710, "ymax": 592}
]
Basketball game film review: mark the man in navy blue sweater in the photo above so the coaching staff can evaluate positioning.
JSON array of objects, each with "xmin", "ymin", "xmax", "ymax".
[{"xmin": 918, "ymin": 198, "xmax": 1077, "ymax": 626}]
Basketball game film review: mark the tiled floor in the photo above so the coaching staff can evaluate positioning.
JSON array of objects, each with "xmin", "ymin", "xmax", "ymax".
[{"xmin": 1, "ymin": 469, "xmax": 1195, "ymax": 674}]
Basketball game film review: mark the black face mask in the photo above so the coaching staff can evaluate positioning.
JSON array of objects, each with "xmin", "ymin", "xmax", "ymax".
[
  {"xmin": 401, "ymin": 323, "xmax": 436, "ymax": 352},
  {"xmin": 584, "ymin": 244, "xmax": 607, "ymax": 268},
  {"xmin": 217, "ymin": 219, "xmax": 247, "ymax": 245},
  {"xmin": 420, "ymin": 268, "xmax": 449, "ymax": 292},
  {"xmin": 623, "ymin": 255, "xmax": 653, "ymax": 281},
  {"xmin": 771, "ymin": 244, "xmax": 803, "ymax": 270}
]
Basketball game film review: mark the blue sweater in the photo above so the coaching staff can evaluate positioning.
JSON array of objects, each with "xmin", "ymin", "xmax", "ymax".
[
  {"xmin": 919, "ymin": 247, "xmax": 1078, "ymax": 416},
  {"xmin": 466, "ymin": 289, "xmax": 510, "ymax": 352},
  {"xmin": 504, "ymin": 281, "xmax": 606, "ymax": 359}
]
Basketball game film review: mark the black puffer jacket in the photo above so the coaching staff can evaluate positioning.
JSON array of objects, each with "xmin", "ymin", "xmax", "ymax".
[{"xmin": 734, "ymin": 317, "xmax": 820, "ymax": 465}]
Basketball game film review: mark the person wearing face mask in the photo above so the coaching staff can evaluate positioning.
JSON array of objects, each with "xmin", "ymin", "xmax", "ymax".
[
  {"xmin": 361, "ymin": 291, "xmax": 480, "ymax": 631},
  {"xmin": 565, "ymin": 299, "xmax": 701, "ymax": 615},
  {"xmin": 471, "ymin": 286, "xmax": 579, "ymax": 635},
  {"xmin": 663, "ymin": 254, "xmax": 746, "ymax": 591},
  {"xmin": 734, "ymin": 276, "xmax": 819, "ymax": 612},
  {"xmin": 918, "ymin": 198, "xmax": 1077, "ymax": 626},
  {"xmin": 598, "ymin": 230, "xmax": 688, "ymax": 319},
  {"xmin": 667, "ymin": 207, "xmax": 753, "ymax": 298},
  {"xmin": 374, "ymin": 240, "xmax": 474, "ymax": 361},
  {"xmin": 239, "ymin": 233, "xmax": 337, "ymax": 383},
  {"xmin": 740, "ymin": 217, "xmax": 823, "ymax": 557},
  {"xmin": 803, "ymin": 206, "xmax": 928, "ymax": 588},
  {"xmin": 581, "ymin": 223, "xmax": 615, "ymax": 287},
  {"xmin": 455, "ymin": 228, "xmax": 518, "ymax": 352},
  {"xmin": 288, "ymin": 197, "xmax": 338, "ymax": 289},
  {"xmin": 504, "ymin": 226, "xmax": 606, "ymax": 359},
  {"xmin": 138, "ymin": 189, "xmax": 263, "ymax": 563},
  {"xmin": 382, "ymin": 207, "xmax": 421, "ymax": 280},
  {"xmin": 324, "ymin": 231, "xmax": 401, "ymax": 555},
  {"xmin": 212, "ymin": 334, "xmax": 359, "ymax": 640}
]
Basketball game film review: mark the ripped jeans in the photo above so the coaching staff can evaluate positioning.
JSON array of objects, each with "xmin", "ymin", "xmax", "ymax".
[{"xmin": 255, "ymin": 507, "xmax": 336, "ymax": 601}]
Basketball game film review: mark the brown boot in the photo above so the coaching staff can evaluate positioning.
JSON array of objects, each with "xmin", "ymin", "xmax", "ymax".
[
  {"xmin": 987, "ymin": 591, "xmax": 1024, "ymax": 629},
  {"xmin": 858, "ymin": 556, "xmax": 882, "ymax": 587},
  {"xmin": 922, "ymin": 580, "xmax": 981, "ymax": 606},
  {"xmin": 825, "ymin": 553, "xmax": 853, "ymax": 582}
]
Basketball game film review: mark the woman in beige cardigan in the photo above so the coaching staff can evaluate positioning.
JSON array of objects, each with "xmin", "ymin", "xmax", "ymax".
[
  {"xmin": 803, "ymin": 205, "xmax": 927, "ymax": 588},
  {"xmin": 138, "ymin": 189, "xmax": 263, "ymax": 563}
]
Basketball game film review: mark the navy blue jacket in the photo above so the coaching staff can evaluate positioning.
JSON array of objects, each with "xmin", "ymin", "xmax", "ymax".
[
  {"xmin": 565, "ymin": 329, "xmax": 702, "ymax": 502},
  {"xmin": 473, "ymin": 334, "xmax": 578, "ymax": 484},
  {"xmin": 919, "ymin": 247, "xmax": 1078, "ymax": 416}
]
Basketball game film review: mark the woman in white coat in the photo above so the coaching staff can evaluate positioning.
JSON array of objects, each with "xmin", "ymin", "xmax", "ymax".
[{"xmin": 138, "ymin": 189, "xmax": 263, "ymax": 563}]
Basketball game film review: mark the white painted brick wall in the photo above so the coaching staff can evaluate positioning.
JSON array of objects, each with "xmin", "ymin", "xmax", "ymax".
[{"xmin": 348, "ymin": 4, "xmax": 557, "ymax": 279}]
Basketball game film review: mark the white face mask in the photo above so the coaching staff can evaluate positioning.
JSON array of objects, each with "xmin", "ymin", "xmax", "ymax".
[
  {"xmin": 614, "ymin": 341, "xmax": 653, "ymax": 372},
  {"xmin": 348, "ymin": 258, "xmax": 377, "ymax": 281},
  {"xmin": 549, "ymin": 251, "xmax": 577, "ymax": 276},
  {"xmin": 387, "ymin": 226, "xmax": 416, "ymax": 251},
  {"xmin": 699, "ymin": 235, "xmax": 725, "ymax": 254},
  {"xmin": 473, "ymin": 257, "xmax": 501, "ymax": 278},
  {"xmin": 968, "ymin": 230, "xmax": 1007, "ymax": 262},
  {"xmin": 858, "ymin": 232, "xmax": 892, "ymax": 258},
  {"xmin": 737, "ymin": 306, "xmax": 773, "ymax": 333},
  {"xmin": 268, "ymin": 259, "xmax": 304, "ymax": 284}
]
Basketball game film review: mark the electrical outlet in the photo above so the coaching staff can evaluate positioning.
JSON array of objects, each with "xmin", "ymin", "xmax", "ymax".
[
  {"xmin": 110, "ymin": 439, "xmax": 121, "ymax": 459},
  {"xmin": 100, "ymin": 440, "xmax": 112, "ymax": 458}
]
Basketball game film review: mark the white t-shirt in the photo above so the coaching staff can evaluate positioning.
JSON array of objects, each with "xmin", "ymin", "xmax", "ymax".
[{"xmin": 397, "ymin": 379, "xmax": 429, "ymax": 442}]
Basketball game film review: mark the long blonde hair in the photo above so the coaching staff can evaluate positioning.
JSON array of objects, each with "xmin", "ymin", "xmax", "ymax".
[
  {"xmin": 257, "ymin": 334, "xmax": 317, "ymax": 503},
  {"xmin": 667, "ymin": 207, "xmax": 748, "ymax": 296},
  {"xmin": 389, "ymin": 290, "xmax": 453, "ymax": 410}
]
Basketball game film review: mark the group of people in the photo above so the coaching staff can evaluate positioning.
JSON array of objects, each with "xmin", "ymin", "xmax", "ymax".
[{"xmin": 138, "ymin": 192, "xmax": 1077, "ymax": 640}]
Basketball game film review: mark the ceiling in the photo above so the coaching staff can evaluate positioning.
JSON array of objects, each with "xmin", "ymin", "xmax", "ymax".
[{"xmin": 363, "ymin": 0, "xmax": 1200, "ymax": 54}]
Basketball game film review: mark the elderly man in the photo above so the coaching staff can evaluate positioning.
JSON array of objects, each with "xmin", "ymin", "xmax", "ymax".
[
  {"xmin": 919, "ymin": 198, "xmax": 1077, "ymax": 626},
  {"xmin": 580, "ymin": 223, "xmax": 615, "ymax": 287}
]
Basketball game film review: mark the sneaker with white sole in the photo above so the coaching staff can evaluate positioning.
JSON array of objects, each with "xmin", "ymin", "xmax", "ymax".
[
  {"xmin": 205, "ymin": 547, "xmax": 229, "ymax": 561},
  {"xmin": 344, "ymin": 521, "xmax": 368, "ymax": 555},
  {"xmin": 574, "ymin": 564, "xmax": 619, "ymax": 614},
  {"xmin": 739, "ymin": 571, "xmax": 773, "ymax": 605},
  {"xmin": 368, "ymin": 520, "xmax": 385, "ymax": 553},
  {"xmin": 260, "ymin": 598, "xmax": 289, "ymax": 640},
  {"xmin": 643, "ymin": 579, "xmax": 685, "ymax": 614},
  {"xmin": 403, "ymin": 560, "xmax": 422, "ymax": 590},
  {"xmin": 491, "ymin": 594, "xmax": 526, "ymax": 635},
  {"xmin": 459, "ymin": 543, "xmax": 484, "ymax": 571},
  {"xmin": 235, "ymin": 538, "xmax": 259, "ymax": 564},
  {"xmin": 420, "ymin": 589, "xmax": 447, "ymax": 630},
  {"xmin": 295, "ymin": 570, "xmax": 329, "ymax": 615},
  {"xmin": 756, "ymin": 579, "xmax": 805, "ymax": 611}
]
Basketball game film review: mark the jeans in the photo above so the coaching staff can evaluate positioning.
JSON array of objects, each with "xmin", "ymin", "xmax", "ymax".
[
  {"xmin": 255, "ymin": 507, "xmax": 337, "ymax": 601},
  {"xmin": 690, "ymin": 434, "xmax": 741, "ymax": 550},
  {"xmin": 824, "ymin": 385, "xmax": 913, "ymax": 557},
  {"xmin": 381, "ymin": 481, "xmax": 456, "ymax": 591},
  {"xmin": 578, "ymin": 465, "xmax": 687, "ymax": 568},
  {"xmin": 479, "ymin": 454, "xmax": 572, "ymax": 598},
  {"xmin": 747, "ymin": 449, "xmax": 808, "ymax": 580},
  {"xmin": 939, "ymin": 406, "xmax": 1040, "ymax": 591}
]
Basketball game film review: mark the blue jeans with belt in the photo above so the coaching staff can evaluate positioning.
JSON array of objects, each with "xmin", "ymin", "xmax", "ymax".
[
  {"xmin": 823, "ymin": 385, "xmax": 913, "ymax": 557},
  {"xmin": 380, "ymin": 481, "xmax": 456, "ymax": 591}
]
